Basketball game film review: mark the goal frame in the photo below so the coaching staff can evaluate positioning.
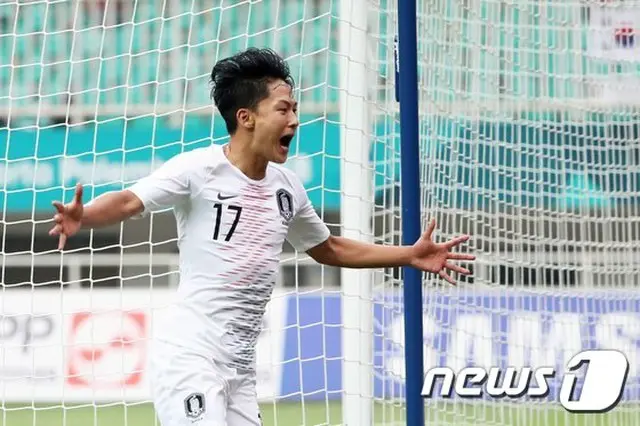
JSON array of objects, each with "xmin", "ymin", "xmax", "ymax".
[
  {"xmin": 339, "ymin": 0, "xmax": 424, "ymax": 424},
  {"xmin": 338, "ymin": 0, "xmax": 374, "ymax": 425}
]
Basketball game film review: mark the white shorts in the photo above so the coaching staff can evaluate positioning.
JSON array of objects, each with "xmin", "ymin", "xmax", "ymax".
[{"xmin": 148, "ymin": 340, "xmax": 262, "ymax": 426}]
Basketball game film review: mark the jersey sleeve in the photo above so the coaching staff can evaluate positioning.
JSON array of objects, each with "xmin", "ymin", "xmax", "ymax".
[
  {"xmin": 126, "ymin": 153, "xmax": 192, "ymax": 218},
  {"xmin": 286, "ymin": 179, "xmax": 331, "ymax": 252}
]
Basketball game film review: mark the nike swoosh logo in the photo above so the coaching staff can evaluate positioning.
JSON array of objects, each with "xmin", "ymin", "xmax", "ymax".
[{"xmin": 217, "ymin": 193, "xmax": 237, "ymax": 200}]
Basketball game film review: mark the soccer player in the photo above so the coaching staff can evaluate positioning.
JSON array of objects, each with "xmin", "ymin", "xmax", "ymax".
[{"xmin": 49, "ymin": 48, "xmax": 475, "ymax": 426}]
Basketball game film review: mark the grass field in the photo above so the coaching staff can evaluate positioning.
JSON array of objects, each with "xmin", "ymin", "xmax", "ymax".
[{"xmin": 1, "ymin": 402, "xmax": 637, "ymax": 426}]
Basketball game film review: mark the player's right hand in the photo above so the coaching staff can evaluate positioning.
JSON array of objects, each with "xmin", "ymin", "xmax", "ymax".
[{"xmin": 49, "ymin": 183, "xmax": 84, "ymax": 250}]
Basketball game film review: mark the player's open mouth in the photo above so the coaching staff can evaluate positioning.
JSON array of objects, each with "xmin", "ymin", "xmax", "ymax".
[{"xmin": 279, "ymin": 135, "xmax": 293, "ymax": 148}]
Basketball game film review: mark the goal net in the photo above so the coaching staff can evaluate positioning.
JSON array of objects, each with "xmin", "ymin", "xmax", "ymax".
[
  {"xmin": 406, "ymin": 0, "xmax": 640, "ymax": 425},
  {"xmin": 0, "ymin": 0, "xmax": 639, "ymax": 425}
]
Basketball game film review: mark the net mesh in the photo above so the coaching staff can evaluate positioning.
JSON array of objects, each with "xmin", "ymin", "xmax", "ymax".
[{"xmin": 405, "ymin": 0, "xmax": 640, "ymax": 425}]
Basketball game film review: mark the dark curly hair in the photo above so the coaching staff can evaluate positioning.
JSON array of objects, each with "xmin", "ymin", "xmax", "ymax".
[{"xmin": 210, "ymin": 47, "xmax": 296, "ymax": 134}]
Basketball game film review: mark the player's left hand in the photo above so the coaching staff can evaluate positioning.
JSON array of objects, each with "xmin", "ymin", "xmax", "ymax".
[{"xmin": 409, "ymin": 219, "xmax": 475, "ymax": 285}]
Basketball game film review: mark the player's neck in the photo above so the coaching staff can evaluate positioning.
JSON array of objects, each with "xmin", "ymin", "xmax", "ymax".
[{"xmin": 223, "ymin": 140, "xmax": 268, "ymax": 181}]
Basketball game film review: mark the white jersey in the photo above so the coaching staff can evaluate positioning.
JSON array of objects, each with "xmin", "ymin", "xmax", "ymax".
[{"xmin": 127, "ymin": 144, "xmax": 330, "ymax": 371}]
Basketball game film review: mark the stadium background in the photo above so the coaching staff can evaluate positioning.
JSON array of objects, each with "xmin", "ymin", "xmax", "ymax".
[{"xmin": 1, "ymin": 0, "xmax": 640, "ymax": 425}]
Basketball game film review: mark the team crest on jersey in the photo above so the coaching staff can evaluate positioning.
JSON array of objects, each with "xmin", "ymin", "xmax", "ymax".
[
  {"xmin": 184, "ymin": 392, "xmax": 205, "ymax": 419},
  {"xmin": 276, "ymin": 189, "xmax": 294, "ymax": 221}
]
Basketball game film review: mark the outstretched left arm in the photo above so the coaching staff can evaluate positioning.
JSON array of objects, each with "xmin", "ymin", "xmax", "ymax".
[{"xmin": 306, "ymin": 219, "xmax": 475, "ymax": 285}]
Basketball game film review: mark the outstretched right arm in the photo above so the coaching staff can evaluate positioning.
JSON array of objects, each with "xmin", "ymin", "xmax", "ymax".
[
  {"xmin": 80, "ymin": 188, "xmax": 144, "ymax": 228},
  {"xmin": 48, "ymin": 184, "xmax": 145, "ymax": 250},
  {"xmin": 50, "ymin": 153, "xmax": 192, "ymax": 250}
]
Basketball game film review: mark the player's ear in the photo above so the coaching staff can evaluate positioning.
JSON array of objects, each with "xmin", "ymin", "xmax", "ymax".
[{"xmin": 236, "ymin": 108, "xmax": 255, "ymax": 130}]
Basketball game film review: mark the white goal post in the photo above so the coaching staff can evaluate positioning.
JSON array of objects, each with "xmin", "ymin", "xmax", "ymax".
[{"xmin": 338, "ymin": 0, "xmax": 375, "ymax": 425}]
